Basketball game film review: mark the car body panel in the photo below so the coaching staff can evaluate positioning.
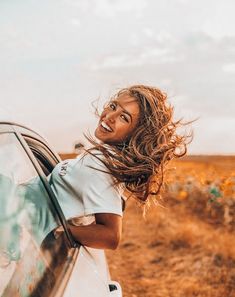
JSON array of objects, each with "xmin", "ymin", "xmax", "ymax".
[{"xmin": 63, "ymin": 247, "xmax": 111, "ymax": 297}]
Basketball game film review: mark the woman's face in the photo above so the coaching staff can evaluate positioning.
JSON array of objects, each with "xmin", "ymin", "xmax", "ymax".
[{"xmin": 95, "ymin": 94, "xmax": 140, "ymax": 145}]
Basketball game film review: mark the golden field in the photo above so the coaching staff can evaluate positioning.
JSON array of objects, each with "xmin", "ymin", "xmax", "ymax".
[{"xmin": 105, "ymin": 156, "xmax": 235, "ymax": 297}]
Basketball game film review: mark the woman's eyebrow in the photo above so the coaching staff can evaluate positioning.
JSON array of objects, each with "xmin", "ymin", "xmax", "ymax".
[{"xmin": 113, "ymin": 100, "xmax": 132, "ymax": 122}]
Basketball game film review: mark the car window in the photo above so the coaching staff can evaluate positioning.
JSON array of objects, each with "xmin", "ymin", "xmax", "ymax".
[
  {"xmin": 0, "ymin": 132, "xmax": 71, "ymax": 297},
  {"xmin": 22, "ymin": 135, "xmax": 76, "ymax": 247},
  {"xmin": 23, "ymin": 135, "xmax": 60, "ymax": 176}
]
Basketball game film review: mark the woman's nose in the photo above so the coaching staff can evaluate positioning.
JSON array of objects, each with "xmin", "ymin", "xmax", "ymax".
[{"xmin": 105, "ymin": 111, "xmax": 116, "ymax": 122}]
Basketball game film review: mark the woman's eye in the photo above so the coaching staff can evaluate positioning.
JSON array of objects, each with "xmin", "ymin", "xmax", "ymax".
[
  {"xmin": 109, "ymin": 102, "xmax": 116, "ymax": 110},
  {"xmin": 121, "ymin": 114, "xmax": 129, "ymax": 122}
]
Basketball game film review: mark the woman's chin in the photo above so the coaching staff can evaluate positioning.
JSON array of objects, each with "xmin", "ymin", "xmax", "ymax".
[
  {"xmin": 94, "ymin": 127, "xmax": 123, "ymax": 145},
  {"xmin": 94, "ymin": 129, "xmax": 106, "ymax": 144}
]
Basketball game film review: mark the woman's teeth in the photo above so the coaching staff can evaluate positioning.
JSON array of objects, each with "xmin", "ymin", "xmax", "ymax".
[{"xmin": 101, "ymin": 121, "xmax": 112, "ymax": 132}]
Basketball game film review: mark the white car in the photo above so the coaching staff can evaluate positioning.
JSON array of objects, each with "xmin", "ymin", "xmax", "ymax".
[{"xmin": 0, "ymin": 121, "xmax": 122, "ymax": 297}]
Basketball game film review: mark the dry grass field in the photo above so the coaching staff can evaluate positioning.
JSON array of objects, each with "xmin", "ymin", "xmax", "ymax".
[{"xmin": 105, "ymin": 156, "xmax": 235, "ymax": 297}]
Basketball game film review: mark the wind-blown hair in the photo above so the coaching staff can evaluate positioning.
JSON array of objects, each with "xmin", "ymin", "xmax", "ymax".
[{"xmin": 84, "ymin": 85, "xmax": 192, "ymax": 208}]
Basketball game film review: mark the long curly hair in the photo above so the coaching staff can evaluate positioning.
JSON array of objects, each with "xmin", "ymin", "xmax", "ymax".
[{"xmin": 84, "ymin": 85, "xmax": 192, "ymax": 209}]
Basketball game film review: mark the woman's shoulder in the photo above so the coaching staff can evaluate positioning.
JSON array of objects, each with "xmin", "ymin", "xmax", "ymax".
[
  {"xmin": 51, "ymin": 150, "xmax": 107, "ymax": 178},
  {"xmin": 64, "ymin": 150, "xmax": 108, "ymax": 178}
]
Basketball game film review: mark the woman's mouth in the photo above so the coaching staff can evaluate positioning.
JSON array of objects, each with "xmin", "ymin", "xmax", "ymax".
[{"xmin": 100, "ymin": 121, "xmax": 113, "ymax": 132}]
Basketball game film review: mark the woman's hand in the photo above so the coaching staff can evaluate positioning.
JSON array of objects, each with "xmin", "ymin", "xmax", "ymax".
[{"xmin": 68, "ymin": 213, "xmax": 122, "ymax": 250}]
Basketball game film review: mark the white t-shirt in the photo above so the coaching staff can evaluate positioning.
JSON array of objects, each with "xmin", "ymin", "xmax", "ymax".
[{"xmin": 48, "ymin": 151, "xmax": 123, "ymax": 225}]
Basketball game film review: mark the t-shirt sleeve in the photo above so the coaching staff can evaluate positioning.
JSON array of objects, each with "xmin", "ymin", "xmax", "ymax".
[{"xmin": 72, "ymin": 153, "xmax": 123, "ymax": 217}]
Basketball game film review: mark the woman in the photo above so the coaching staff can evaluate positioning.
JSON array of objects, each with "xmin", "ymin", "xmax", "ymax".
[{"xmin": 49, "ymin": 85, "xmax": 190, "ymax": 250}]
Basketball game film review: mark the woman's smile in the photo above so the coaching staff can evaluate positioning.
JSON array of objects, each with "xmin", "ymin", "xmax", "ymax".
[{"xmin": 99, "ymin": 121, "xmax": 113, "ymax": 132}]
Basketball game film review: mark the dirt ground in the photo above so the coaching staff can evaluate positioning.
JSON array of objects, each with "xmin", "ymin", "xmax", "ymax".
[{"xmin": 106, "ymin": 156, "xmax": 235, "ymax": 297}]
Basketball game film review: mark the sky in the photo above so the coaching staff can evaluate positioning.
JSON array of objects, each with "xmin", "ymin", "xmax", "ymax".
[{"xmin": 0, "ymin": 0, "xmax": 235, "ymax": 154}]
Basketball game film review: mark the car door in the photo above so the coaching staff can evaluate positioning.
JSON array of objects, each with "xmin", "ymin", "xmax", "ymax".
[{"xmin": 0, "ymin": 124, "xmax": 79, "ymax": 297}]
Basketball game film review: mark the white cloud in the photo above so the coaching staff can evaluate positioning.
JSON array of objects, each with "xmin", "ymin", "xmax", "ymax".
[
  {"xmin": 190, "ymin": 117, "xmax": 235, "ymax": 155},
  {"xmin": 91, "ymin": 55, "xmax": 130, "ymax": 70},
  {"xmin": 155, "ymin": 31, "xmax": 176, "ymax": 44},
  {"xmin": 202, "ymin": 0, "xmax": 235, "ymax": 38},
  {"xmin": 93, "ymin": 0, "xmax": 147, "ymax": 18},
  {"xmin": 222, "ymin": 63, "xmax": 235, "ymax": 74},
  {"xmin": 91, "ymin": 46, "xmax": 183, "ymax": 70},
  {"xmin": 0, "ymin": 107, "xmax": 13, "ymax": 122},
  {"xmin": 64, "ymin": 0, "xmax": 90, "ymax": 11},
  {"xmin": 69, "ymin": 18, "xmax": 81, "ymax": 26},
  {"xmin": 143, "ymin": 28, "xmax": 154, "ymax": 38}
]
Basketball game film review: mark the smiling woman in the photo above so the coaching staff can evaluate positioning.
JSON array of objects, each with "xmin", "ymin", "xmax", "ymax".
[{"xmin": 48, "ymin": 84, "xmax": 191, "ymax": 294}]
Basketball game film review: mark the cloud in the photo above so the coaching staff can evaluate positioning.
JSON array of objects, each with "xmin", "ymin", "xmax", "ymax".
[
  {"xmin": 190, "ymin": 117, "xmax": 235, "ymax": 154},
  {"xmin": 0, "ymin": 107, "xmax": 13, "ymax": 122},
  {"xmin": 93, "ymin": 0, "xmax": 147, "ymax": 18},
  {"xmin": 64, "ymin": 0, "xmax": 90, "ymax": 11},
  {"xmin": 202, "ymin": 0, "xmax": 235, "ymax": 38},
  {"xmin": 143, "ymin": 28, "xmax": 154, "ymax": 38},
  {"xmin": 69, "ymin": 18, "xmax": 81, "ymax": 26},
  {"xmin": 222, "ymin": 63, "xmax": 235, "ymax": 74},
  {"xmin": 90, "ymin": 46, "xmax": 182, "ymax": 70}
]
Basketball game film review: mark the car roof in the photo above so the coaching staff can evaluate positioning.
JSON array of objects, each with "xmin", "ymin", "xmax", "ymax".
[
  {"xmin": 0, "ymin": 121, "xmax": 38, "ymax": 132},
  {"xmin": 0, "ymin": 121, "xmax": 49, "ymax": 144}
]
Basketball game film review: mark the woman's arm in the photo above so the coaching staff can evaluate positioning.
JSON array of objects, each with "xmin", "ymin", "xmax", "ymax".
[{"xmin": 68, "ymin": 213, "xmax": 122, "ymax": 250}]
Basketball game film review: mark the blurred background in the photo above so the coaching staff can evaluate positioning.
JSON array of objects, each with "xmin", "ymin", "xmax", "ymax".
[{"xmin": 0, "ymin": 0, "xmax": 235, "ymax": 155}]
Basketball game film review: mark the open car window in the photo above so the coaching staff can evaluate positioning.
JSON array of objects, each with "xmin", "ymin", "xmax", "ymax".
[
  {"xmin": 22, "ymin": 134, "xmax": 76, "ymax": 246},
  {"xmin": 0, "ymin": 132, "xmax": 72, "ymax": 297},
  {"xmin": 23, "ymin": 136, "xmax": 60, "ymax": 176}
]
